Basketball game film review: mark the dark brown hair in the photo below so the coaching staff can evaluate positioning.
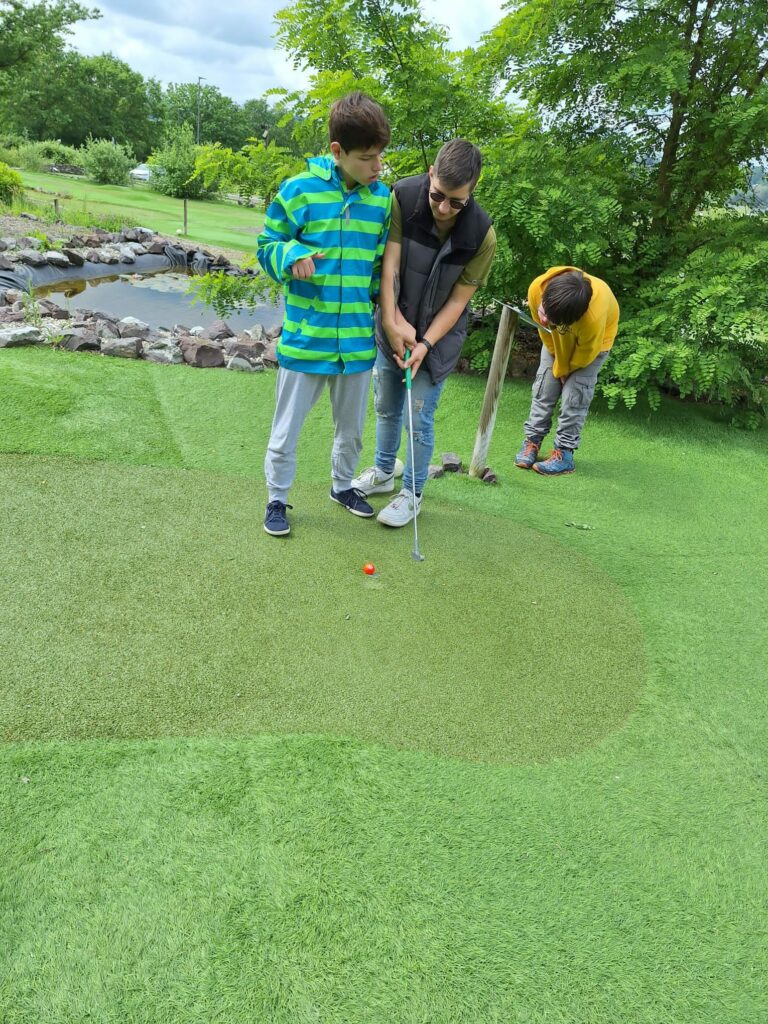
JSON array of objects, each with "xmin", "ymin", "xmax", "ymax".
[
  {"xmin": 329, "ymin": 91, "xmax": 390, "ymax": 152},
  {"xmin": 542, "ymin": 270, "xmax": 593, "ymax": 326},
  {"xmin": 433, "ymin": 139, "xmax": 483, "ymax": 189}
]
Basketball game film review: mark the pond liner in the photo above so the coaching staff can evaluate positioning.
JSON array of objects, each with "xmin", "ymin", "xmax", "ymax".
[{"xmin": 0, "ymin": 244, "xmax": 212, "ymax": 296}]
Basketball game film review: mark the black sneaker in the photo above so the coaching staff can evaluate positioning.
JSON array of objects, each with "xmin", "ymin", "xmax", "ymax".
[
  {"xmin": 264, "ymin": 500, "xmax": 293, "ymax": 536},
  {"xmin": 329, "ymin": 487, "xmax": 374, "ymax": 518}
]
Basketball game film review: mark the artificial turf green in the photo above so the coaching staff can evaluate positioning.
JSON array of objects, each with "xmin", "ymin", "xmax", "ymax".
[
  {"xmin": 1, "ymin": 346, "xmax": 766, "ymax": 1023},
  {"xmin": 0, "ymin": 456, "xmax": 642, "ymax": 761}
]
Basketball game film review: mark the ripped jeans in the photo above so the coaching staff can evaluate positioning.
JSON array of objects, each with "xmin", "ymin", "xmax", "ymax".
[
  {"xmin": 524, "ymin": 346, "xmax": 610, "ymax": 450},
  {"xmin": 372, "ymin": 348, "xmax": 446, "ymax": 495}
]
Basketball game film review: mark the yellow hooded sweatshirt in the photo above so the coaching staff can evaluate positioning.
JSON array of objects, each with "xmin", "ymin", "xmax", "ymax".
[{"xmin": 528, "ymin": 267, "xmax": 620, "ymax": 379}]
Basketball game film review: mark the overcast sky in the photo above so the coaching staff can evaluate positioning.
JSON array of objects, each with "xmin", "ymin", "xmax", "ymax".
[{"xmin": 68, "ymin": 0, "xmax": 507, "ymax": 104}]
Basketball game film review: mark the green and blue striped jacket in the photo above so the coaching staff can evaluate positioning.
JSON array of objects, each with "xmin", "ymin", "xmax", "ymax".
[{"xmin": 257, "ymin": 156, "xmax": 392, "ymax": 375}]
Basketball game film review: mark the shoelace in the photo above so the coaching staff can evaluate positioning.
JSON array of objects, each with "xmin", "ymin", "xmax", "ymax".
[{"xmin": 523, "ymin": 441, "xmax": 538, "ymax": 456}]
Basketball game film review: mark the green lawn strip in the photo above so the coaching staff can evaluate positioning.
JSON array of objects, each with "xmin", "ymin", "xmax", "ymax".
[
  {"xmin": 18, "ymin": 170, "xmax": 263, "ymax": 254},
  {"xmin": 0, "ymin": 456, "xmax": 643, "ymax": 763},
  {"xmin": 0, "ymin": 734, "xmax": 763, "ymax": 1024}
]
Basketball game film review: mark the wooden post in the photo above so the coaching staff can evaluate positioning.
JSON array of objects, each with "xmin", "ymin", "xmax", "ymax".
[
  {"xmin": 468, "ymin": 304, "xmax": 518, "ymax": 478},
  {"xmin": 53, "ymin": 198, "xmax": 60, "ymax": 219},
  {"xmin": 183, "ymin": 198, "xmax": 188, "ymax": 235}
]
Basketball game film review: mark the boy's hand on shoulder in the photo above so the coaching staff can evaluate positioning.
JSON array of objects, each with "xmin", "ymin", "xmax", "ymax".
[{"xmin": 292, "ymin": 252, "xmax": 325, "ymax": 280}]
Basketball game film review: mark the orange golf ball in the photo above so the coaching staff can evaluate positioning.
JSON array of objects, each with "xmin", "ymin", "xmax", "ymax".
[{"xmin": 363, "ymin": 563, "xmax": 376, "ymax": 575}]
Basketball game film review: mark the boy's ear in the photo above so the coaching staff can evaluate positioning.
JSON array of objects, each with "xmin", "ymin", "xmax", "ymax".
[{"xmin": 330, "ymin": 141, "xmax": 343, "ymax": 160}]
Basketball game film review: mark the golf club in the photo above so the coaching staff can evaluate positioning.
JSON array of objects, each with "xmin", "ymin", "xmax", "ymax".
[
  {"xmin": 492, "ymin": 297, "xmax": 552, "ymax": 334},
  {"xmin": 404, "ymin": 359, "xmax": 425, "ymax": 562}
]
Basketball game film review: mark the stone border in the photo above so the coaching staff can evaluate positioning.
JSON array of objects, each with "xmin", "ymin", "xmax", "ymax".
[{"xmin": 0, "ymin": 224, "xmax": 279, "ymax": 371}]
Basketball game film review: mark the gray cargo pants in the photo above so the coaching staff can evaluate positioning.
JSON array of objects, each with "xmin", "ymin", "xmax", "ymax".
[{"xmin": 524, "ymin": 346, "xmax": 609, "ymax": 450}]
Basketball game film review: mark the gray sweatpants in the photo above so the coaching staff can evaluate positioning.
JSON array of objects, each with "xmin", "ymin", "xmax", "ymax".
[
  {"xmin": 265, "ymin": 366, "xmax": 372, "ymax": 503},
  {"xmin": 524, "ymin": 346, "xmax": 609, "ymax": 450}
]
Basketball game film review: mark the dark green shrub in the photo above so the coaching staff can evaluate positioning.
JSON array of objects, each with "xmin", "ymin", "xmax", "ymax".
[
  {"xmin": 80, "ymin": 137, "xmax": 134, "ymax": 184},
  {"xmin": 148, "ymin": 124, "xmax": 214, "ymax": 200},
  {"xmin": 602, "ymin": 218, "xmax": 768, "ymax": 427},
  {"xmin": 0, "ymin": 161, "xmax": 24, "ymax": 205}
]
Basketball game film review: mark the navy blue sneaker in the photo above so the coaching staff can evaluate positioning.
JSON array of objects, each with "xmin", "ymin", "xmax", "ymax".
[
  {"xmin": 264, "ymin": 500, "xmax": 293, "ymax": 536},
  {"xmin": 329, "ymin": 487, "xmax": 374, "ymax": 518}
]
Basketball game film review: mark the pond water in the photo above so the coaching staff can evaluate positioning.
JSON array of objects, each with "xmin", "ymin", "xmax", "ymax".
[{"xmin": 36, "ymin": 270, "xmax": 283, "ymax": 332}]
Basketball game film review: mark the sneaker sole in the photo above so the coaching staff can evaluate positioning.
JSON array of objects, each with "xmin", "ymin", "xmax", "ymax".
[
  {"xmin": 531, "ymin": 466, "xmax": 574, "ymax": 476},
  {"xmin": 329, "ymin": 494, "xmax": 375, "ymax": 518},
  {"xmin": 515, "ymin": 461, "xmax": 533, "ymax": 470},
  {"xmin": 264, "ymin": 524, "xmax": 290, "ymax": 535}
]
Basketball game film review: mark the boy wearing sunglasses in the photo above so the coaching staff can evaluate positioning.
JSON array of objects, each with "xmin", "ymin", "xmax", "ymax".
[{"xmin": 353, "ymin": 139, "xmax": 496, "ymax": 526}]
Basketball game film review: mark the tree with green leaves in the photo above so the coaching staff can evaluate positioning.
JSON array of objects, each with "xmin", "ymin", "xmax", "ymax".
[
  {"xmin": 485, "ymin": 0, "xmax": 768, "ymax": 238},
  {"xmin": 274, "ymin": 0, "xmax": 513, "ymax": 173},
  {"xmin": 3, "ymin": 51, "xmax": 164, "ymax": 158},
  {"xmin": 163, "ymin": 82, "xmax": 249, "ymax": 150},
  {"xmin": 0, "ymin": 0, "xmax": 96, "ymax": 75}
]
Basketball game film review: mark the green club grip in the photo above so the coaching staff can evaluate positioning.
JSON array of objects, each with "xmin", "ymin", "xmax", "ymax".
[{"xmin": 404, "ymin": 361, "xmax": 412, "ymax": 389}]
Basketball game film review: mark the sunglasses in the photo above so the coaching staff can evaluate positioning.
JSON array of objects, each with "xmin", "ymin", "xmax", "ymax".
[{"xmin": 429, "ymin": 190, "xmax": 470, "ymax": 211}]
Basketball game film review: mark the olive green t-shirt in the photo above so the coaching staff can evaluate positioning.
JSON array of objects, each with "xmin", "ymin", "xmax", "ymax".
[{"xmin": 388, "ymin": 193, "xmax": 496, "ymax": 287}]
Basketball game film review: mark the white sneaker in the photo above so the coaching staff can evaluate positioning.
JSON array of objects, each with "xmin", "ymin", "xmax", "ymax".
[
  {"xmin": 377, "ymin": 488, "xmax": 422, "ymax": 527},
  {"xmin": 352, "ymin": 465, "xmax": 395, "ymax": 495}
]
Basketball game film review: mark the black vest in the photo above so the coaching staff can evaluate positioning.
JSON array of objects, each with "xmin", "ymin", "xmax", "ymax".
[{"xmin": 376, "ymin": 173, "xmax": 492, "ymax": 384}]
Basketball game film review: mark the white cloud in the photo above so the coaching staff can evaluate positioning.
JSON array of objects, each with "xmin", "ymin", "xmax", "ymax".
[{"xmin": 68, "ymin": 1, "xmax": 506, "ymax": 104}]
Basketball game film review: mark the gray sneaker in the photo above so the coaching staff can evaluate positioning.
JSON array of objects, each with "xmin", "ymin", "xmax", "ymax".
[
  {"xmin": 377, "ymin": 488, "xmax": 422, "ymax": 528},
  {"xmin": 352, "ymin": 465, "xmax": 395, "ymax": 495}
]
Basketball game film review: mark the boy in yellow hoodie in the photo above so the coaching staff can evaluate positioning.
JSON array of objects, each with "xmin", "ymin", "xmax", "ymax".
[{"xmin": 515, "ymin": 267, "xmax": 619, "ymax": 475}]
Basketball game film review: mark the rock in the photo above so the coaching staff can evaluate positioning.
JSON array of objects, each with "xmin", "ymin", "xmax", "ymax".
[
  {"xmin": 84, "ymin": 249, "xmax": 101, "ymax": 263},
  {"xmin": 18, "ymin": 249, "xmax": 48, "ymax": 267},
  {"xmin": 117, "ymin": 316, "xmax": 150, "ymax": 338},
  {"xmin": 18, "ymin": 236, "xmax": 41, "ymax": 249},
  {"xmin": 59, "ymin": 328, "xmax": 101, "ymax": 352},
  {"xmin": 427, "ymin": 464, "xmax": 445, "ymax": 480},
  {"xmin": 94, "ymin": 320, "xmax": 119, "ymax": 339},
  {"xmin": 0, "ymin": 238, "xmax": 16, "ymax": 250},
  {"xmin": 4, "ymin": 290, "xmax": 23, "ymax": 304},
  {"xmin": 172, "ymin": 324, "xmax": 190, "ymax": 334},
  {"xmin": 20, "ymin": 212, "xmax": 40, "ymax": 221},
  {"xmin": 99, "ymin": 248, "xmax": 121, "ymax": 264},
  {"xmin": 481, "ymin": 468, "xmax": 499, "ymax": 484},
  {"xmin": 0, "ymin": 325, "xmax": 44, "ymax": 347},
  {"xmin": 265, "ymin": 324, "xmax": 282, "ymax": 341},
  {"xmin": 147, "ymin": 241, "xmax": 166, "ymax": 255},
  {"xmin": 226, "ymin": 355, "xmax": 263, "ymax": 372},
  {"xmin": 118, "ymin": 246, "xmax": 136, "ymax": 263},
  {"xmin": 67, "ymin": 235, "xmax": 85, "ymax": 248},
  {"xmin": 246, "ymin": 323, "xmax": 265, "ymax": 342},
  {"xmin": 204, "ymin": 318, "xmax": 234, "ymax": 341},
  {"xmin": 101, "ymin": 335, "xmax": 140, "ymax": 358},
  {"xmin": 43, "ymin": 250, "xmax": 71, "ymax": 267},
  {"xmin": 0, "ymin": 256, "xmax": 13, "ymax": 272},
  {"xmin": 225, "ymin": 336, "xmax": 265, "ymax": 361},
  {"xmin": 179, "ymin": 337, "xmax": 225, "ymax": 368},
  {"xmin": 122, "ymin": 229, "xmax": 139, "ymax": 241},
  {"xmin": 0, "ymin": 308, "xmax": 26, "ymax": 325},
  {"xmin": 124, "ymin": 242, "xmax": 147, "ymax": 256},
  {"xmin": 38, "ymin": 299, "xmax": 70, "ymax": 320},
  {"xmin": 262, "ymin": 339, "xmax": 279, "ymax": 365},
  {"xmin": 142, "ymin": 338, "xmax": 183, "ymax": 364},
  {"xmin": 61, "ymin": 248, "xmax": 85, "ymax": 267},
  {"xmin": 189, "ymin": 325, "xmax": 206, "ymax": 336},
  {"xmin": 441, "ymin": 452, "xmax": 463, "ymax": 473}
]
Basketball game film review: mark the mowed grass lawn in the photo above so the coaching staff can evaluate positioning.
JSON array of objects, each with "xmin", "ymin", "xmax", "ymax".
[
  {"xmin": 19, "ymin": 170, "xmax": 264, "ymax": 253},
  {"xmin": 0, "ymin": 347, "xmax": 766, "ymax": 1023}
]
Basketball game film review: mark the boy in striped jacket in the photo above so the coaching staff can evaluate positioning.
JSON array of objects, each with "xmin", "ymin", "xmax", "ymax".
[{"xmin": 257, "ymin": 92, "xmax": 392, "ymax": 537}]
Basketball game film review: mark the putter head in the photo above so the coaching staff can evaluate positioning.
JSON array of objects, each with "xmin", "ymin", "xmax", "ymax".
[{"xmin": 411, "ymin": 550, "xmax": 425, "ymax": 562}]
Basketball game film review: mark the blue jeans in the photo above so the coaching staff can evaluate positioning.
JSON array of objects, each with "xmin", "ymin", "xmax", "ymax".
[{"xmin": 372, "ymin": 349, "xmax": 446, "ymax": 495}]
